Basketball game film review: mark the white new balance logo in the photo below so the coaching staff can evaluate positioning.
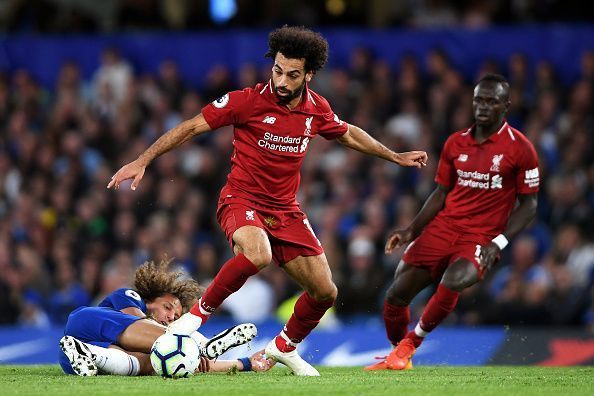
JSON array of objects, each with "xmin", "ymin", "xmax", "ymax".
[
  {"xmin": 246, "ymin": 210, "xmax": 255, "ymax": 221},
  {"xmin": 262, "ymin": 116, "xmax": 276, "ymax": 124}
]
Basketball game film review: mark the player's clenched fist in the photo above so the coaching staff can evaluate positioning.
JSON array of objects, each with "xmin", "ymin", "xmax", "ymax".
[
  {"xmin": 385, "ymin": 228, "xmax": 415, "ymax": 254},
  {"xmin": 396, "ymin": 151, "xmax": 428, "ymax": 168},
  {"xmin": 107, "ymin": 159, "xmax": 146, "ymax": 191}
]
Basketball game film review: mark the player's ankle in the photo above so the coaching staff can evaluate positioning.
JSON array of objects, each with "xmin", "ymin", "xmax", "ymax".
[
  {"xmin": 189, "ymin": 299, "xmax": 213, "ymax": 322},
  {"xmin": 274, "ymin": 335, "xmax": 296, "ymax": 353},
  {"xmin": 404, "ymin": 331, "xmax": 424, "ymax": 348}
]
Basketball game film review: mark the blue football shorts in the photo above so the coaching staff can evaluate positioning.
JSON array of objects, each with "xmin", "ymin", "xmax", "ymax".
[{"xmin": 59, "ymin": 306, "xmax": 142, "ymax": 374}]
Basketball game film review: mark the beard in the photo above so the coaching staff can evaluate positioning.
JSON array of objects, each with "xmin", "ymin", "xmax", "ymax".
[{"xmin": 273, "ymin": 79, "xmax": 306, "ymax": 104}]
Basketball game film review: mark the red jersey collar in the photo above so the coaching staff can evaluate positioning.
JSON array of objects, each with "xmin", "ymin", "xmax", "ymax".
[
  {"xmin": 260, "ymin": 79, "xmax": 318, "ymax": 114},
  {"xmin": 461, "ymin": 121, "xmax": 511, "ymax": 144}
]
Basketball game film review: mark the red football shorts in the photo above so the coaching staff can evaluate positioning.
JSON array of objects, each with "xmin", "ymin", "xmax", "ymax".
[
  {"xmin": 402, "ymin": 217, "xmax": 492, "ymax": 280},
  {"xmin": 216, "ymin": 196, "xmax": 324, "ymax": 265}
]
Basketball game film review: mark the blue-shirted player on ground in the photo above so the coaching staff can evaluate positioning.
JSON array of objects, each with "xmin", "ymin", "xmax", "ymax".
[{"xmin": 59, "ymin": 259, "xmax": 274, "ymax": 376}]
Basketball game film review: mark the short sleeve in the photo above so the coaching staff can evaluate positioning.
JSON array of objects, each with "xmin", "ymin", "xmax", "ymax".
[
  {"xmin": 98, "ymin": 288, "xmax": 147, "ymax": 312},
  {"xmin": 434, "ymin": 136, "xmax": 456, "ymax": 187},
  {"xmin": 317, "ymin": 111, "xmax": 348, "ymax": 140},
  {"xmin": 201, "ymin": 88, "xmax": 253, "ymax": 129},
  {"xmin": 516, "ymin": 140, "xmax": 540, "ymax": 194}
]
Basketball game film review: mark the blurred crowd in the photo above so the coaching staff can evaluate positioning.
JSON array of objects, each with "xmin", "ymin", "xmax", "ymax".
[
  {"xmin": 0, "ymin": 43, "xmax": 593, "ymax": 331},
  {"xmin": 1, "ymin": 0, "xmax": 593, "ymax": 32}
]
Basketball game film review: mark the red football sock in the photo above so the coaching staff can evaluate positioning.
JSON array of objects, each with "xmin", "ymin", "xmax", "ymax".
[
  {"xmin": 407, "ymin": 283, "xmax": 459, "ymax": 347},
  {"xmin": 189, "ymin": 254, "xmax": 259, "ymax": 322},
  {"xmin": 383, "ymin": 301, "xmax": 410, "ymax": 346},
  {"xmin": 276, "ymin": 292, "xmax": 334, "ymax": 352},
  {"xmin": 405, "ymin": 330, "xmax": 425, "ymax": 348}
]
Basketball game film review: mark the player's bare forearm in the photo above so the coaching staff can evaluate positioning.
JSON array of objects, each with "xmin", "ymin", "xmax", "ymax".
[
  {"xmin": 501, "ymin": 193, "xmax": 537, "ymax": 240},
  {"xmin": 338, "ymin": 124, "xmax": 427, "ymax": 167},
  {"xmin": 338, "ymin": 124, "xmax": 399, "ymax": 162},
  {"xmin": 408, "ymin": 184, "xmax": 449, "ymax": 237},
  {"xmin": 137, "ymin": 114, "xmax": 212, "ymax": 166}
]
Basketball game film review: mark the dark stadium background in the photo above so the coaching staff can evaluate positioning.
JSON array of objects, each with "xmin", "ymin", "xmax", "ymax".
[{"xmin": 0, "ymin": 0, "xmax": 593, "ymax": 366}]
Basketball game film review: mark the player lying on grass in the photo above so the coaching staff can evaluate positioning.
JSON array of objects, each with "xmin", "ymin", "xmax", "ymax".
[{"xmin": 59, "ymin": 259, "xmax": 275, "ymax": 376}]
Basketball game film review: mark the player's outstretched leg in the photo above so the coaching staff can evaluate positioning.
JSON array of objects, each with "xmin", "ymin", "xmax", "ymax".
[
  {"xmin": 60, "ymin": 336, "xmax": 98, "ymax": 376},
  {"xmin": 264, "ymin": 335, "xmax": 319, "ymax": 376},
  {"xmin": 202, "ymin": 323, "xmax": 258, "ymax": 359},
  {"xmin": 168, "ymin": 254, "xmax": 260, "ymax": 335}
]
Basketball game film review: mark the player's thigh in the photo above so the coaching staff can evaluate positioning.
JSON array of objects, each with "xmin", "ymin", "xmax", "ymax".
[
  {"xmin": 231, "ymin": 225, "xmax": 273, "ymax": 268},
  {"xmin": 116, "ymin": 318, "xmax": 166, "ymax": 353},
  {"xmin": 441, "ymin": 258, "xmax": 481, "ymax": 292},
  {"xmin": 282, "ymin": 253, "xmax": 337, "ymax": 301},
  {"xmin": 386, "ymin": 260, "xmax": 434, "ymax": 306}
]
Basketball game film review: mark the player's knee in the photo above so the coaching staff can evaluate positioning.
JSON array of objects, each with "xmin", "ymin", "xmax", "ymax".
[
  {"xmin": 309, "ymin": 283, "xmax": 337, "ymax": 302},
  {"xmin": 385, "ymin": 289, "xmax": 410, "ymax": 307},
  {"xmin": 241, "ymin": 245, "xmax": 272, "ymax": 268},
  {"xmin": 441, "ymin": 270, "xmax": 474, "ymax": 292}
]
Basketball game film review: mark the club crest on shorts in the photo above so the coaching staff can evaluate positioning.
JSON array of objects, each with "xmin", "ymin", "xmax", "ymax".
[
  {"xmin": 490, "ymin": 154, "xmax": 504, "ymax": 172},
  {"xmin": 264, "ymin": 216, "xmax": 277, "ymax": 228}
]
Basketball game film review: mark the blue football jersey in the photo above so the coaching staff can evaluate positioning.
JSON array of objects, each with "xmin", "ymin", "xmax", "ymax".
[{"xmin": 98, "ymin": 288, "xmax": 147, "ymax": 313}]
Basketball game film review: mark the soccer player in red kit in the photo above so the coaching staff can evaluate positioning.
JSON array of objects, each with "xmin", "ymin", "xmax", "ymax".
[
  {"xmin": 108, "ymin": 26, "xmax": 428, "ymax": 376},
  {"xmin": 365, "ymin": 74, "xmax": 539, "ymax": 371}
]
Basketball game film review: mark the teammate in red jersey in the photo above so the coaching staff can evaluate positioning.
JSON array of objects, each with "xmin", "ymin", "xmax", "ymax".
[
  {"xmin": 108, "ymin": 26, "xmax": 428, "ymax": 376},
  {"xmin": 365, "ymin": 74, "xmax": 539, "ymax": 371}
]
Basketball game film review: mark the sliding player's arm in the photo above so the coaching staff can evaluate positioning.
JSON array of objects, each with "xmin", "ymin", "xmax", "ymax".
[{"xmin": 199, "ymin": 350, "xmax": 275, "ymax": 373}]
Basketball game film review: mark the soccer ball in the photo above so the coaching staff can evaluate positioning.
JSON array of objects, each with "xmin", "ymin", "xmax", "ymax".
[{"xmin": 150, "ymin": 333, "xmax": 200, "ymax": 378}]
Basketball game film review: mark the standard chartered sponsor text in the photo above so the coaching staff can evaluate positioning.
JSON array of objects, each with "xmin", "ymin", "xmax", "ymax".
[
  {"xmin": 457, "ymin": 169, "xmax": 492, "ymax": 189},
  {"xmin": 258, "ymin": 132, "xmax": 302, "ymax": 153}
]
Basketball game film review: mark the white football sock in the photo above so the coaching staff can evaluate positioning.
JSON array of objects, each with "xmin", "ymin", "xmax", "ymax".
[
  {"xmin": 167, "ymin": 311, "xmax": 204, "ymax": 335},
  {"xmin": 84, "ymin": 343, "xmax": 140, "ymax": 376},
  {"xmin": 414, "ymin": 323, "xmax": 429, "ymax": 338}
]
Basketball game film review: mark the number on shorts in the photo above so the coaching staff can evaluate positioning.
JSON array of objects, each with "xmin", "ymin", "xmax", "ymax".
[
  {"xmin": 303, "ymin": 218, "xmax": 321, "ymax": 246},
  {"xmin": 475, "ymin": 245, "xmax": 482, "ymax": 264}
]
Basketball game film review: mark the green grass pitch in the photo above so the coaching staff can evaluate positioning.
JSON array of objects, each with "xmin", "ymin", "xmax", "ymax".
[{"xmin": 1, "ymin": 365, "xmax": 592, "ymax": 396}]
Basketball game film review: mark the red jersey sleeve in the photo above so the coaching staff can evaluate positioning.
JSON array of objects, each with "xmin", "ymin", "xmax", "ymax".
[
  {"xmin": 435, "ymin": 135, "xmax": 457, "ymax": 187},
  {"xmin": 515, "ymin": 138, "xmax": 540, "ymax": 194},
  {"xmin": 201, "ymin": 88, "xmax": 253, "ymax": 129},
  {"xmin": 317, "ymin": 111, "xmax": 348, "ymax": 140}
]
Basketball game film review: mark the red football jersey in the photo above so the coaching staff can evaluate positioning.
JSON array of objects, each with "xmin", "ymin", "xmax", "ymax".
[
  {"xmin": 201, "ymin": 81, "xmax": 348, "ymax": 207},
  {"xmin": 434, "ymin": 121, "xmax": 539, "ymax": 237}
]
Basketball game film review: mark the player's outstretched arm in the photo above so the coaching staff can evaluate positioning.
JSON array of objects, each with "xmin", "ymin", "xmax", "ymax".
[
  {"xmin": 200, "ymin": 350, "xmax": 275, "ymax": 373},
  {"xmin": 385, "ymin": 184, "xmax": 450, "ymax": 254},
  {"xmin": 480, "ymin": 192, "xmax": 537, "ymax": 271},
  {"xmin": 107, "ymin": 113, "xmax": 212, "ymax": 190},
  {"xmin": 337, "ymin": 124, "xmax": 428, "ymax": 168}
]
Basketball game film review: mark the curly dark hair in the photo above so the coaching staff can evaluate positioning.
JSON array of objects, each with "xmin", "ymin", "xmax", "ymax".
[
  {"xmin": 265, "ymin": 25, "xmax": 328, "ymax": 73},
  {"xmin": 134, "ymin": 258, "xmax": 204, "ymax": 313}
]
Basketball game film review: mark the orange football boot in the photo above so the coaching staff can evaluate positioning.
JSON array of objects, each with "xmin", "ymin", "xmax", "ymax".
[
  {"xmin": 364, "ymin": 357, "xmax": 389, "ymax": 371},
  {"xmin": 385, "ymin": 338, "xmax": 416, "ymax": 370},
  {"xmin": 364, "ymin": 355, "xmax": 413, "ymax": 371}
]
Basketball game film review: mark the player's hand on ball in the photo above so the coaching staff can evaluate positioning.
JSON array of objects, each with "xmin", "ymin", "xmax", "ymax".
[
  {"xmin": 107, "ymin": 159, "xmax": 146, "ymax": 191},
  {"xmin": 479, "ymin": 242, "xmax": 500, "ymax": 273},
  {"xmin": 250, "ymin": 350, "xmax": 275, "ymax": 372},
  {"xmin": 197, "ymin": 356, "xmax": 211, "ymax": 373},
  {"xmin": 397, "ymin": 151, "xmax": 428, "ymax": 168},
  {"xmin": 385, "ymin": 228, "xmax": 414, "ymax": 254}
]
